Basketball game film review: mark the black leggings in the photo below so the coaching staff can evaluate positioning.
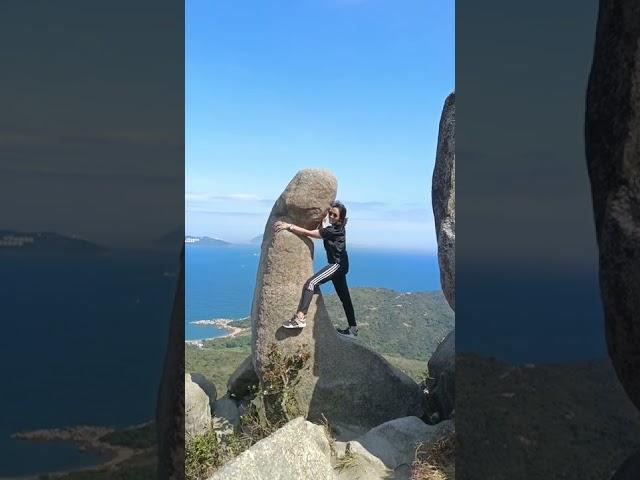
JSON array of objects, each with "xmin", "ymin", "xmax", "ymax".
[{"xmin": 297, "ymin": 263, "xmax": 357, "ymax": 327}]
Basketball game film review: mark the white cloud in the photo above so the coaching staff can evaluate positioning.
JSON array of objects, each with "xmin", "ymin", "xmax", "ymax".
[
  {"xmin": 185, "ymin": 209, "xmax": 266, "ymax": 217},
  {"xmin": 185, "ymin": 195, "xmax": 437, "ymax": 251},
  {"xmin": 185, "ymin": 192, "xmax": 273, "ymax": 203}
]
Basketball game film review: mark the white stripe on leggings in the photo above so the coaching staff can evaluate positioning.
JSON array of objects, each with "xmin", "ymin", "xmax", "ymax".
[{"xmin": 307, "ymin": 263, "xmax": 340, "ymax": 290}]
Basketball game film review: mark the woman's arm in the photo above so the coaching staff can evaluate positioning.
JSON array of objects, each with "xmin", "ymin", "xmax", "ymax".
[{"xmin": 274, "ymin": 220, "xmax": 322, "ymax": 239}]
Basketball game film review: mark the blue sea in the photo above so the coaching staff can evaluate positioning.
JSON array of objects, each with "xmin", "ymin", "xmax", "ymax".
[
  {"xmin": 0, "ymin": 245, "xmax": 439, "ymax": 477},
  {"xmin": 186, "ymin": 244, "xmax": 608, "ymax": 364},
  {"xmin": 0, "ymin": 250, "xmax": 180, "ymax": 478},
  {"xmin": 0, "ymin": 242, "xmax": 608, "ymax": 476},
  {"xmin": 185, "ymin": 244, "xmax": 442, "ymax": 340}
]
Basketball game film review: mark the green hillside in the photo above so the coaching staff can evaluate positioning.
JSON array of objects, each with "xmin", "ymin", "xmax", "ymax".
[
  {"xmin": 186, "ymin": 288, "xmax": 454, "ymax": 394},
  {"xmin": 186, "ymin": 346, "xmax": 250, "ymax": 396},
  {"xmin": 324, "ymin": 288, "xmax": 453, "ymax": 360}
]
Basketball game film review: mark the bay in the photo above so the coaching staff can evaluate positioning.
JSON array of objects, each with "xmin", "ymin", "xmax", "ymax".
[{"xmin": 185, "ymin": 243, "xmax": 441, "ymax": 341}]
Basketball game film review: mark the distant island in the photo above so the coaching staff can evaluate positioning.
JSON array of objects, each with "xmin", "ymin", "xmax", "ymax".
[
  {"xmin": 185, "ymin": 235, "xmax": 231, "ymax": 246},
  {"xmin": 0, "ymin": 231, "xmax": 107, "ymax": 253},
  {"xmin": 249, "ymin": 234, "xmax": 263, "ymax": 244}
]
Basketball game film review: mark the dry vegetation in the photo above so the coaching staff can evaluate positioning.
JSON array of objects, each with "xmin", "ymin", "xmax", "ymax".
[
  {"xmin": 335, "ymin": 443, "xmax": 362, "ymax": 473},
  {"xmin": 185, "ymin": 344, "xmax": 311, "ymax": 480},
  {"xmin": 411, "ymin": 431, "xmax": 455, "ymax": 480}
]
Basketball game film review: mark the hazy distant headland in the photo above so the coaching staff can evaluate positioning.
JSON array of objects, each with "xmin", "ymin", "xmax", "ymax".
[
  {"xmin": 185, "ymin": 234, "xmax": 263, "ymax": 247},
  {"xmin": 185, "ymin": 235, "xmax": 232, "ymax": 247},
  {"xmin": 0, "ymin": 230, "xmax": 107, "ymax": 253},
  {"xmin": 249, "ymin": 234, "xmax": 263, "ymax": 244}
]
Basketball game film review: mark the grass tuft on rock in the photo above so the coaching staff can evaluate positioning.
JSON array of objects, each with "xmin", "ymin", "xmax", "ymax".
[
  {"xmin": 335, "ymin": 443, "xmax": 361, "ymax": 473},
  {"xmin": 411, "ymin": 431, "xmax": 455, "ymax": 480},
  {"xmin": 185, "ymin": 344, "xmax": 311, "ymax": 480}
]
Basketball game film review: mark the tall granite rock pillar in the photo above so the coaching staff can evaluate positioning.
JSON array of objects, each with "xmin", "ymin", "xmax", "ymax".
[
  {"xmin": 157, "ymin": 248, "xmax": 184, "ymax": 479},
  {"xmin": 427, "ymin": 92, "xmax": 456, "ymax": 420},
  {"xmin": 585, "ymin": 2, "xmax": 640, "ymax": 478},
  {"xmin": 249, "ymin": 168, "xmax": 424, "ymax": 429},
  {"xmin": 432, "ymin": 91, "xmax": 456, "ymax": 312}
]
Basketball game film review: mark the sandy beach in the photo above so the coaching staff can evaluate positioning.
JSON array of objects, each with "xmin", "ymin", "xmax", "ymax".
[{"xmin": 187, "ymin": 318, "xmax": 250, "ymax": 345}]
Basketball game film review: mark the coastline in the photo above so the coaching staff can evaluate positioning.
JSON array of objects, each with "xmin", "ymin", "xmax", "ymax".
[
  {"xmin": 4, "ymin": 423, "xmax": 153, "ymax": 479},
  {"xmin": 186, "ymin": 317, "xmax": 250, "ymax": 346}
]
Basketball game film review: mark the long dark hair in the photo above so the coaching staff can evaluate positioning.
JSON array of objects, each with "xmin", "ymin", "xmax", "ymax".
[{"xmin": 331, "ymin": 201, "xmax": 347, "ymax": 226}]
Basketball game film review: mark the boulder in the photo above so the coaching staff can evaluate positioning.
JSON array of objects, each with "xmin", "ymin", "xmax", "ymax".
[
  {"xmin": 432, "ymin": 92, "xmax": 456, "ymax": 311},
  {"xmin": 156, "ymin": 247, "xmax": 185, "ymax": 479},
  {"xmin": 586, "ymin": 0, "xmax": 640, "ymax": 412},
  {"xmin": 353, "ymin": 416, "xmax": 451, "ymax": 469},
  {"xmin": 227, "ymin": 355, "xmax": 259, "ymax": 398},
  {"xmin": 426, "ymin": 330, "xmax": 455, "ymax": 420},
  {"xmin": 215, "ymin": 394, "xmax": 240, "ymax": 427},
  {"xmin": 586, "ymin": 2, "xmax": 640, "ymax": 478},
  {"xmin": 185, "ymin": 373, "xmax": 213, "ymax": 438},
  {"xmin": 334, "ymin": 446, "xmax": 389, "ymax": 480},
  {"xmin": 611, "ymin": 449, "xmax": 640, "ymax": 480},
  {"xmin": 334, "ymin": 417, "xmax": 454, "ymax": 480},
  {"xmin": 213, "ymin": 394, "xmax": 240, "ymax": 437},
  {"xmin": 209, "ymin": 417, "xmax": 336, "ymax": 480},
  {"xmin": 251, "ymin": 169, "xmax": 425, "ymax": 429},
  {"xmin": 189, "ymin": 373, "xmax": 217, "ymax": 408}
]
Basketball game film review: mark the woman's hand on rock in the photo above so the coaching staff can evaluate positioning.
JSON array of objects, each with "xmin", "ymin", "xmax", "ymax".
[{"xmin": 274, "ymin": 221, "xmax": 290, "ymax": 233}]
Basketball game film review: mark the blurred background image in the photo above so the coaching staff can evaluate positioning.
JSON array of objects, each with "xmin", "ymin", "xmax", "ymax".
[{"xmin": 0, "ymin": 1, "xmax": 183, "ymax": 478}]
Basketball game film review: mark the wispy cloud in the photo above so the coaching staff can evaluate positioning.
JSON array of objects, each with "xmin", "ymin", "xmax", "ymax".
[
  {"xmin": 186, "ymin": 192, "xmax": 273, "ymax": 203},
  {"xmin": 185, "ymin": 209, "xmax": 266, "ymax": 217}
]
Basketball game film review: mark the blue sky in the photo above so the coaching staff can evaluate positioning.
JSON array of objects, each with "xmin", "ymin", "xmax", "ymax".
[{"xmin": 186, "ymin": 0, "xmax": 454, "ymax": 251}]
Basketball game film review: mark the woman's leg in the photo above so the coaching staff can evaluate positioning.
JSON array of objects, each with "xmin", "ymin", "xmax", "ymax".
[
  {"xmin": 296, "ymin": 263, "xmax": 341, "ymax": 316},
  {"xmin": 332, "ymin": 273, "xmax": 357, "ymax": 327}
]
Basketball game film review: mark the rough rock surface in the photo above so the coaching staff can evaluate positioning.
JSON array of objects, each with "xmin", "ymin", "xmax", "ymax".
[
  {"xmin": 213, "ymin": 394, "xmax": 240, "ymax": 437},
  {"xmin": 335, "ymin": 449, "xmax": 390, "ymax": 480},
  {"xmin": 215, "ymin": 394, "xmax": 240, "ymax": 427},
  {"xmin": 351, "ymin": 416, "xmax": 451, "ymax": 468},
  {"xmin": 209, "ymin": 417, "xmax": 336, "ymax": 480},
  {"xmin": 334, "ymin": 417, "xmax": 453, "ymax": 480},
  {"xmin": 250, "ymin": 169, "xmax": 424, "ymax": 429},
  {"xmin": 227, "ymin": 355, "xmax": 259, "ymax": 398},
  {"xmin": 586, "ymin": 0, "xmax": 640, "ymax": 412},
  {"xmin": 432, "ymin": 92, "xmax": 456, "ymax": 311},
  {"xmin": 156, "ymin": 247, "xmax": 184, "ymax": 479},
  {"xmin": 611, "ymin": 449, "xmax": 640, "ymax": 480},
  {"xmin": 426, "ymin": 329, "xmax": 455, "ymax": 419},
  {"xmin": 585, "ymin": 3, "xmax": 640, "ymax": 478},
  {"xmin": 456, "ymin": 355, "xmax": 640, "ymax": 479},
  {"xmin": 189, "ymin": 373, "xmax": 217, "ymax": 408},
  {"xmin": 185, "ymin": 373, "xmax": 213, "ymax": 438},
  {"xmin": 210, "ymin": 416, "xmax": 451, "ymax": 480}
]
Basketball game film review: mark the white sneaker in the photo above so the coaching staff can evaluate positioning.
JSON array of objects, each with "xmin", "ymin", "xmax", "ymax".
[
  {"xmin": 283, "ymin": 316, "xmax": 306, "ymax": 329},
  {"xmin": 336, "ymin": 326, "xmax": 358, "ymax": 339}
]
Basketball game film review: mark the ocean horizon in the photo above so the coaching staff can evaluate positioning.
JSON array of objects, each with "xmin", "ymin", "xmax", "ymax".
[
  {"xmin": 186, "ymin": 243, "xmax": 607, "ymax": 365},
  {"xmin": 186, "ymin": 243, "xmax": 442, "ymax": 341},
  {"xmin": 1, "ymin": 242, "xmax": 606, "ymax": 477}
]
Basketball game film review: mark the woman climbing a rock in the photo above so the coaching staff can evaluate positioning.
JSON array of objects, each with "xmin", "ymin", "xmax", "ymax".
[{"xmin": 273, "ymin": 200, "xmax": 358, "ymax": 339}]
